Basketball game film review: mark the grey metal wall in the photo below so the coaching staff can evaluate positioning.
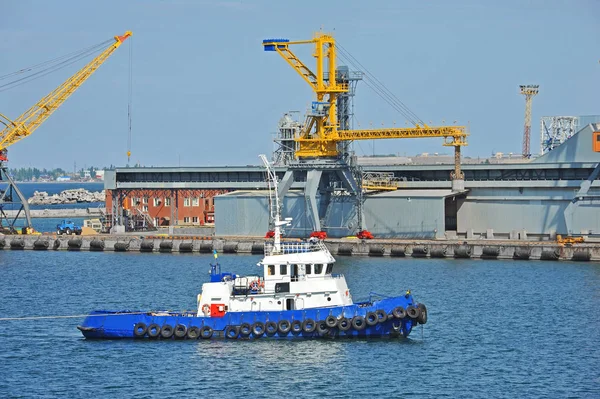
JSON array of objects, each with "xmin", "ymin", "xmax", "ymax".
[
  {"xmin": 457, "ymin": 187, "xmax": 600, "ymax": 236},
  {"xmin": 216, "ymin": 190, "xmax": 446, "ymax": 238},
  {"xmin": 363, "ymin": 195, "xmax": 445, "ymax": 239}
]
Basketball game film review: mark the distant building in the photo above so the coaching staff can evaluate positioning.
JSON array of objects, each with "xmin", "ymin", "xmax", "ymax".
[
  {"xmin": 95, "ymin": 170, "xmax": 105, "ymax": 180},
  {"xmin": 56, "ymin": 176, "xmax": 71, "ymax": 182},
  {"xmin": 84, "ymin": 170, "xmax": 91, "ymax": 179}
]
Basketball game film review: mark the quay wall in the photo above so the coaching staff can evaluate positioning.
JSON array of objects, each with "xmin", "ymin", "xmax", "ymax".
[
  {"xmin": 4, "ymin": 208, "xmax": 105, "ymax": 219},
  {"xmin": 1, "ymin": 235, "xmax": 599, "ymax": 262}
]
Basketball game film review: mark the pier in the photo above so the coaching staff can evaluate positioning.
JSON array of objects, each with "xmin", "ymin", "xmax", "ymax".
[
  {"xmin": 1, "ymin": 234, "xmax": 598, "ymax": 262},
  {"xmin": 3, "ymin": 208, "xmax": 105, "ymax": 219}
]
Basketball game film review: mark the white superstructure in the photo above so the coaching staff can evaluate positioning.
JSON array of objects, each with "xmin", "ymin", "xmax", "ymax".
[{"xmin": 197, "ymin": 154, "xmax": 354, "ymax": 317}]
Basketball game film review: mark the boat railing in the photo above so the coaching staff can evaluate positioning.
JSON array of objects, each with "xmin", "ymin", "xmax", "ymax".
[{"xmin": 265, "ymin": 240, "xmax": 329, "ymax": 255}]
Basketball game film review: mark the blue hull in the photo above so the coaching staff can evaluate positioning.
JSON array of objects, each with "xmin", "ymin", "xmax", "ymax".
[{"xmin": 78, "ymin": 296, "xmax": 425, "ymax": 340}]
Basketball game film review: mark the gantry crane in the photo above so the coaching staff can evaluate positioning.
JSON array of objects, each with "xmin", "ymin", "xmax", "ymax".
[
  {"xmin": 262, "ymin": 32, "xmax": 468, "ymax": 180},
  {"xmin": 262, "ymin": 32, "xmax": 468, "ymax": 237},
  {"xmin": 0, "ymin": 31, "xmax": 131, "ymax": 233}
]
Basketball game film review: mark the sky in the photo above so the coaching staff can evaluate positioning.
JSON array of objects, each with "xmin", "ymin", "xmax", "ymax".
[{"xmin": 0, "ymin": 0, "xmax": 598, "ymax": 170}]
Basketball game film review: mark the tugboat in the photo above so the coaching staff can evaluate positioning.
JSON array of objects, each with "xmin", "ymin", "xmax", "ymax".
[{"xmin": 77, "ymin": 156, "xmax": 427, "ymax": 340}]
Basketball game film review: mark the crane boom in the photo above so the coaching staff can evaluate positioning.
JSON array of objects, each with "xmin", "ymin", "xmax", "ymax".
[
  {"xmin": 263, "ymin": 32, "xmax": 467, "ymax": 179},
  {"xmin": 0, "ymin": 31, "xmax": 132, "ymax": 159}
]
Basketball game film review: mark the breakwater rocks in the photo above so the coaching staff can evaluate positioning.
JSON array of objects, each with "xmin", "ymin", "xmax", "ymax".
[
  {"xmin": 28, "ymin": 189, "xmax": 105, "ymax": 205},
  {"xmin": 0, "ymin": 236, "xmax": 598, "ymax": 262}
]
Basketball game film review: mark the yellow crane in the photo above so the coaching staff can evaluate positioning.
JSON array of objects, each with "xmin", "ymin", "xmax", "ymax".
[
  {"xmin": 263, "ymin": 32, "xmax": 467, "ymax": 180},
  {"xmin": 0, "ymin": 31, "xmax": 131, "ymax": 233}
]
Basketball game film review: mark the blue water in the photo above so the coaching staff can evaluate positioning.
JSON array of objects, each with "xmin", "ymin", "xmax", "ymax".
[
  {"xmin": 0, "ymin": 252, "xmax": 598, "ymax": 398},
  {"xmin": 1, "ymin": 182, "xmax": 104, "ymax": 231}
]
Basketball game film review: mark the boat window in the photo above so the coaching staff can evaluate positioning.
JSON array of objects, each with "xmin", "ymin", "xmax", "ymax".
[
  {"xmin": 280, "ymin": 264, "xmax": 287, "ymax": 275},
  {"xmin": 326, "ymin": 264, "xmax": 333, "ymax": 274},
  {"xmin": 315, "ymin": 264, "xmax": 323, "ymax": 274},
  {"xmin": 268, "ymin": 265, "xmax": 275, "ymax": 276},
  {"xmin": 306, "ymin": 264, "xmax": 312, "ymax": 274}
]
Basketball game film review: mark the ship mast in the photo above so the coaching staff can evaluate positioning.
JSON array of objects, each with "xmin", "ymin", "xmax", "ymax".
[{"xmin": 259, "ymin": 154, "xmax": 290, "ymax": 253}]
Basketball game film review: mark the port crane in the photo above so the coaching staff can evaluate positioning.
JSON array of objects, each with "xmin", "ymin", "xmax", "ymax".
[
  {"xmin": 263, "ymin": 32, "xmax": 468, "ymax": 236},
  {"xmin": 262, "ymin": 33, "xmax": 467, "ymax": 180},
  {"xmin": 0, "ymin": 31, "xmax": 132, "ymax": 233}
]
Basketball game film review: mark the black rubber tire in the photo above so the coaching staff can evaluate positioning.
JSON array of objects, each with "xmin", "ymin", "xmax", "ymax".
[
  {"xmin": 252, "ymin": 322, "xmax": 265, "ymax": 337},
  {"xmin": 406, "ymin": 305, "xmax": 420, "ymax": 319},
  {"xmin": 325, "ymin": 315, "xmax": 338, "ymax": 328},
  {"xmin": 338, "ymin": 318, "xmax": 351, "ymax": 331},
  {"xmin": 392, "ymin": 306, "xmax": 407, "ymax": 319},
  {"xmin": 351, "ymin": 316, "xmax": 366, "ymax": 330},
  {"xmin": 240, "ymin": 323, "xmax": 252, "ymax": 336},
  {"xmin": 302, "ymin": 318, "xmax": 316, "ymax": 333},
  {"xmin": 265, "ymin": 321, "xmax": 278, "ymax": 335},
  {"xmin": 56, "ymin": 229, "xmax": 62, "ymax": 235},
  {"xmin": 174, "ymin": 324, "xmax": 187, "ymax": 339},
  {"xmin": 160, "ymin": 324, "xmax": 174, "ymax": 339},
  {"xmin": 200, "ymin": 326, "xmax": 213, "ymax": 339},
  {"xmin": 65, "ymin": 228, "xmax": 72, "ymax": 235},
  {"xmin": 366, "ymin": 311, "xmax": 378, "ymax": 326},
  {"xmin": 225, "ymin": 325, "xmax": 240, "ymax": 339},
  {"xmin": 375, "ymin": 309, "xmax": 387, "ymax": 322},
  {"xmin": 278, "ymin": 319, "xmax": 291, "ymax": 334},
  {"xmin": 316, "ymin": 320, "xmax": 329, "ymax": 336},
  {"xmin": 147, "ymin": 323, "xmax": 161, "ymax": 338},
  {"xmin": 417, "ymin": 303, "xmax": 428, "ymax": 324},
  {"xmin": 291, "ymin": 320, "xmax": 303, "ymax": 334},
  {"xmin": 187, "ymin": 326, "xmax": 200, "ymax": 339},
  {"xmin": 133, "ymin": 322, "xmax": 147, "ymax": 338}
]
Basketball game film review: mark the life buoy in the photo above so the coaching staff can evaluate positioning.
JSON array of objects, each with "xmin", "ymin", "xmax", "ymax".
[{"xmin": 202, "ymin": 304, "xmax": 210, "ymax": 315}]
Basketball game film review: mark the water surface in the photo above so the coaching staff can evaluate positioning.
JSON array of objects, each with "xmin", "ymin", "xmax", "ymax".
[{"xmin": 0, "ymin": 251, "xmax": 598, "ymax": 398}]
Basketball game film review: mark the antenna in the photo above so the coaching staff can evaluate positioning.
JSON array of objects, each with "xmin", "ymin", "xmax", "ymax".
[{"xmin": 259, "ymin": 154, "xmax": 290, "ymax": 253}]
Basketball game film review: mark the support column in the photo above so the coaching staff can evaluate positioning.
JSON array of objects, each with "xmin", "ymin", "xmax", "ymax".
[{"xmin": 305, "ymin": 170, "xmax": 322, "ymax": 232}]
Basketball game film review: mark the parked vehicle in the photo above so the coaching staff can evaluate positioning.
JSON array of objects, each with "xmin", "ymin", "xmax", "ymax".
[{"xmin": 56, "ymin": 220, "xmax": 82, "ymax": 235}]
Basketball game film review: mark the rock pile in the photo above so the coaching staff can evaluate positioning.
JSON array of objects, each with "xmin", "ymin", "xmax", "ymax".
[{"xmin": 28, "ymin": 189, "xmax": 105, "ymax": 205}]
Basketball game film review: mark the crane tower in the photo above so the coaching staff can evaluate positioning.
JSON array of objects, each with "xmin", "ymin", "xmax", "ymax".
[{"xmin": 520, "ymin": 84, "xmax": 539, "ymax": 158}]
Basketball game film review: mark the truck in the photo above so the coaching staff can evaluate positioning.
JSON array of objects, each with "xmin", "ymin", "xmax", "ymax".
[{"xmin": 56, "ymin": 220, "xmax": 82, "ymax": 235}]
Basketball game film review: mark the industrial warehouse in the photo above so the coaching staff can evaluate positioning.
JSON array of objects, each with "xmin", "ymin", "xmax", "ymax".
[{"xmin": 99, "ymin": 33, "xmax": 599, "ymax": 242}]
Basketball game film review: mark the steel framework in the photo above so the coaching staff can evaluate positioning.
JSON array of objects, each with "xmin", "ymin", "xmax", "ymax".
[
  {"xmin": 520, "ymin": 84, "xmax": 539, "ymax": 158},
  {"xmin": 540, "ymin": 116, "xmax": 578, "ymax": 155}
]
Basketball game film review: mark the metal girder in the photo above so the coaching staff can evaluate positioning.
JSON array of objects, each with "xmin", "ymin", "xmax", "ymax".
[{"xmin": 0, "ymin": 165, "xmax": 32, "ymax": 232}]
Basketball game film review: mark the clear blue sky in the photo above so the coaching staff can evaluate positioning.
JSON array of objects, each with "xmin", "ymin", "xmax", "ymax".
[{"xmin": 1, "ymin": 0, "xmax": 598, "ymax": 170}]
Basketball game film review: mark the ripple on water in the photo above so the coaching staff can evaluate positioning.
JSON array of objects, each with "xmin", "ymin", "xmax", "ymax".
[{"xmin": 0, "ymin": 252, "xmax": 599, "ymax": 398}]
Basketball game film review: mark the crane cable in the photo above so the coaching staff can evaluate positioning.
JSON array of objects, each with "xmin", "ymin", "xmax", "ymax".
[
  {"xmin": 336, "ymin": 42, "xmax": 425, "ymax": 126},
  {"xmin": 127, "ymin": 36, "xmax": 133, "ymax": 164},
  {"xmin": 0, "ymin": 39, "xmax": 113, "ymax": 93}
]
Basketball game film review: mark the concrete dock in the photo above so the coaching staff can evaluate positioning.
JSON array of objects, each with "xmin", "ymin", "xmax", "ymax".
[
  {"xmin": 1, "ymin": 234, "xmax": 598, "ymax": 262},
  {"xmin": 4, "ymin": 208, "xmax": 105, "ymax": 218}
]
